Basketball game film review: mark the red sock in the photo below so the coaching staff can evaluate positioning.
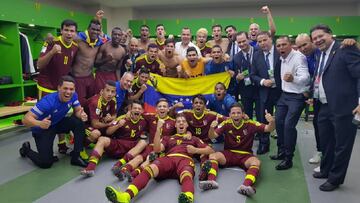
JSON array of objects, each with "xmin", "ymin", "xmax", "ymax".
[
  {"xmin": 208, "ymin": 160, "xmax": 219, "ymax": 181},
  {"xmin": 131, "ymin": 166, "xmax": 144, "ymax": 178},
  {"xmin": 123, "ymin": 153, "xmax": 134, "ymax": 162},
  {"xmin": 121, "ymin": 164, "xmax": 134, "ymax": 173},
  {"xmin": 243, "ymin": 166, "xmax": 260, "ymax": 186},
  {"xmin": 86, "ymin": 150, "xmax": 101, "ymax": 170},
  {"xmin": 181, "ymin": 175, "xmax": 194, "ymax": 194},
  {"xmin": 126, "ymin": 167, "xmax": 153, "ymax": 198},
  {"xmin": 200, "ymin": 155, "xmax": 208, "ymax": 165}
]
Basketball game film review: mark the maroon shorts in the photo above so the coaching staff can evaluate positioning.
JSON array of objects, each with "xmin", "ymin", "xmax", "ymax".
[
  {"xmin": 85, "ymin": 125, "xmax": 107, "ymax": 137},
  {"xmin": 74, "ymin": 75, "xmax": 95, "ymax": 106},
  {"xmin": 105, "ymin": 139, "xmax": 138, "ymax": 158},
  {"xmin": 153, "ymin": 156, "xmax": 195, "ymax": 180},
  {"xmin": 94, "ymin": 71, "xmax": 117, "ymax": 94},
  {"xmin": 221, "ymin": 150, "xmax": 254, "ymax": 169},
  {"xmin": 140, "ymin": 145, "xmax": 154, "ymax": 160}
]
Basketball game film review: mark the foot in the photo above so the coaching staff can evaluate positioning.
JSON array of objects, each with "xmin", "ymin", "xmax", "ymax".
[
  {"xmin": 53, "ymin": 156, "xmax": 59, "ymax": 162},
  {"xmin": 70, "ymin": 156, "xmax": 88, "ymax": 167},
  {"xmin": 319, "ymin": 181, "xmax": 339, "ymax": 192},
  {"xmin": 105, "ymin": 186, "xmax": 131, "ymax": 203},
  {"xmin": 149, "ymin": 152, "xmax": 158, "ymax": 162},
  {"xmin": 80, "ymin": 168, "xmax": 95, "ymax": 177},
  {"xmin": 199, "ymin": 180, "xmax": 219, "ymax": 190},
  {"xmin": 124, "ymin": 170, "xmax": 133, "ymax": 182},
  {"xmin": 275, "ymin": 160, "xmax": 293, "ymax": 170},
  {"xmin": 313, "ymin": 166, "xmax": 320, "ymax": 173},
  {"xmin": 114, "ymin": 170, "xmax": 125, "ymax": 181},
  {"xmin": 19, "ymin": 141, "xmax": 31, "ymax": 157},
  {"xmin": 256, "ymin": 144, "xmax": 269, "ymax": 155},
  {"xmin": 199, "ymin": 160, "xmax": 212, "ymax": 181},
  {"xmin": 237, "ymin": 184, "xmax": 256, "ymax": 196},
  {"xmin": 80, "ymin": 149, "xmax": 89, "ymax": 160},
  {"xmin": 309, "ymin": 151, "xmax": 322, "ymax": 164},
  {"xmin": 58, "ymin": 143, "xmax": 69, "ymax": 154},
  {"xmin": 269, "ymin": 153, "xmax": 285, "ymax": 160},
  {"xmin": 178, "ymin": 192, "xmax": 193, "ymax": 203},
  {"xmin": 111, "ymin": 162, "xmax": 123, "ymax": 177},
  {"xmin": 313, "ymin": 172, "xmax": 328, "ymax": 179}
]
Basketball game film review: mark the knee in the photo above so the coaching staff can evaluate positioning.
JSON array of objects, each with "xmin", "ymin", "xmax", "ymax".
[
  {"xmin": 38, "ymin": 160, "xmax": 53, "ymax": 169},
  {"xmin": 89, "ymin": 130, "xmax": 101, "ymax": 141},
  {"xmin": 98, "ymin": 136, "xmax": 110, "ymax": 145}
]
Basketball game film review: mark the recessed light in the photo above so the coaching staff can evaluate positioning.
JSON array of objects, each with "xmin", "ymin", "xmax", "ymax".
[{"xmin": 29, "ymin": 24, "xmax": 35, "ymax": 27}]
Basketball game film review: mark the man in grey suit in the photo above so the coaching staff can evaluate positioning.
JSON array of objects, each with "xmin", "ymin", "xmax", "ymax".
[{"xmin": 310, "ymin": 24, "xmax": 360, "ymax": 191}]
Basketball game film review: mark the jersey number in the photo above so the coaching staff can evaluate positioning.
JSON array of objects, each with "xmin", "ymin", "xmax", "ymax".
[
  {"xmin": 64, "ymin": 56, "xmax": 68, "ymax": 65},
  {"xmin": 130, "ymin": 129, "xmax": 136, "ymax": 138},
  {"xmin": 195, "ymin": 128, "xmax": 202, "ymax": 135},
  {"xmin": 236, "ymin": 135, "xmax": 241, "ymax": 143}
]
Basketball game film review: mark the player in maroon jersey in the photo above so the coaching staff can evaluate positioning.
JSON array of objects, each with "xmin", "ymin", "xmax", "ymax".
[
  {"xmin": 134, "ymin": 43, "xmax": 165, "ymax": 75},
  {"xmin": 105, "ymin": 113, "xmax": 213, "ymax": 203},
  {"xmin": 199, "ymin": 103, "xmax": 275, "ymax": 196},
  {"xmin": 80, "ymin": 100, "xmax": 148, "ymax": 176},
  {"xmin": 112, "ymin": 98, "xmax": 177, "ymax": 181},
  {"xmin": 85, "ymin": 80, "xmax": 117, "ymax": 144}
]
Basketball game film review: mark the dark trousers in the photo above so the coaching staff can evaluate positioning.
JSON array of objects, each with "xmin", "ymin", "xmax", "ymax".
[
  {"xmin": 275, "ymin": 92, "xmax": 305, "ymax": 160},
  {"xmin": 27, "ymin": 116, "xmax": 85, "ymax": 168},
  {"xmin": 241, "ymin": 96, "xmax": 261, "ymax": 121},
  {"xmin": 317, "ymin": 103, "xmax": 357, "ymax": 185},
  {"xmin": 259, "ymin": 89, "xmax": 279, "ymax": 146},
  {"xmin": 312, "ymin": 99, "xmax": 321, "ymax": 152}
]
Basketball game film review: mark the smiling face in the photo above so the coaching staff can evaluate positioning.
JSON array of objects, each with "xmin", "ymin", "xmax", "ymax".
[
  {"xmin": 175, "ymin": 115, "xmax": 188, "ymax": 134},
  {"xmin": 236, "ymin": 33, "xmax": 250, "ymax": 52},
  {"xmin": 249, "ymin": 23, "xmax": 260, "ymax": 40},
  {"xmin": 129, "ymin": 38, "xmax": 139, "ymax": 54},
  {"xmin": 88, "ymin": 23, "xmax": 101, "ymax": 41},
  {"xmin": 58, "ymin": 81, "xmax": 75, "ymax": 103},
  {"xmin": 229, "ymin": 106, "xmax": 243, "ymax": 125},
  {"xmin": 138, "ymin": 72, "xmax": 150, "ymax": 85},
  {"xmin": 60, "ymin": 25, "xmax": 76, "ymax": 45},
  {"xmin": 295, "ymin": 36, "xmax": 315, "ymax": 56},
  {"xmin": 276, "ymin": 37, "xmax": 292, "ymax": 58},
  {"xmin": 120, "ymin": 73, "xmax": 134, "ymax": 90},
  {"xmin": 181, "ymin": 29, "xmax": 191, "ymax": 45},
  {"xmin": 111, "ymin": 29, "xmax": 122, "ymax": 46},
  {"xmin": 130, "ymin": 103, "xmax": 143, "ymax": 120},
  {"xmin": 311, "ymin": 29, "xmax": 334, "ymax": 52},
  {"xmin": 156, "ymin": 100, "xmax": 169, "ymax": 118}
]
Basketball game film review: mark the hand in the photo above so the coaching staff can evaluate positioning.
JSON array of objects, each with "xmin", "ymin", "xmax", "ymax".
[
  {"xmin": 352, "ymin": 104, "xmax": 360, "ymax": 115},
  {"xmin": 126, "ymin": 59, "xmax": 133, "ymax": 67},
  {"xmin": 186, "ymin": 145, "xmax": 198, "ymax": 154},
  {"xmin": 46, "ymin": 33, "xmax": 54, "ymax": 45},
  {"xmin": 118, "ymin": 118, "xmax": 126, "ymax": 127},
  {"xmin": 236, "ymin": 72, "xmax": 245, "ymax": 81},
  {"xmin": 96, "ymin": 10, "xmax": 104, "ymax": 20},
  {"xmin": 264, "ymin": 110, "xmax": 274, "ymax": 123},
  {"xmin": 263, "ymin": 79, "xmax": 273, "ymax": 87},
  {"xmin": 104, "ymin": 113, "xmax": 113, "ymax": 123},
  {"xmin": 228, "ymin": 70, "xmax": 235, "ymax": 77},
  {"xmin": 283, "ymin": 73, "xmax": 294, "ymax": 82},
  {"xmin": 174, "ymin": 102, "xmax": 184, "ymax": 109},
  {"xmin": 305, "ymin": 98, "xmax": 313, "ymax": 105},
  {"xmin": 39, "ymin": 115, "xmax": 51, "ymax": 129},
  {"xmin": 157, "ymin": 119, "xmax": 165, "ymax": 130},
  {"xmin": 260, "ymin": 6, "xmax": 270, "ymax": 14},
  {"xmin": 176, "ymin": 65, "xmax": 182, "ymax": 73},
  {"xmin": 242, "ymin": 113, "xmax": 249, "ymax": 120},
  {"xmin": 168, "ymin": 34, "xmax": 174, "ymax": 39},
  {"xmin": 223, "ymin": 54, "xmax": 230, "ymax": 62},
  {"xmin": 341, "ymin": 38, "xmax": 357, "ymax": 48},
  {"xmin": 79, "ymin": 107, "xmax": 88, "ymax": 122},
  {"xmin": 184, "ymin": 131, "xmax": 192, "ymax": 140},
  {"xmin": 140, "ymin": 84, "xmax": 147, "ymax": 92},
  {"xmin": 126, "ymin": 29, "xmax": 133, "ymax": 37},
  {"xmin": 51, "ymin": 44, "xmax": 61, "ymax": 54},
  {"xmin": 210, "ymin": 117, "xmax": 219, "ymax": 128}
]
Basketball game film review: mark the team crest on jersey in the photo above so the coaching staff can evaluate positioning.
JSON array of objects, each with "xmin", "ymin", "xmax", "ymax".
[
  {"xmin": 96, "ymin": 108, "xmax": 101, "ymax": 115},
  {"xmin": 166, "ymin": 123, "xmax": 171, "ymax": 129},
  {"xmin": 229, "ymin": 130, "xmax": 233, "ymax": 134},
  {"xmin": 125, "ymin": 125, "xmax": 129, "ymax": 129},
  {"xmin": 243, "ymin": 129, "xmax": 248, "ymax": 136},
  {"xmin": 189, "ymin": 120, "xmax": 193, "ymax": 124},
  {"xmin": 106, "ymin": 106, "xmax": 110, "ymax": 111}
]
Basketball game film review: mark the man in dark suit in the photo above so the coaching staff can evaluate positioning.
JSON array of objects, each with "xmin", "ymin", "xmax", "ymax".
[
  {"xmin": 250, "ymin": 31, "xmax": 282, "ymax": 154},
  {"xmin": 310, "ymin": 24, "xmax": 360, "ymax": 191},
  {"xmin": 233, "ymin": 31, "xmax": 260, "ymax": 121}
]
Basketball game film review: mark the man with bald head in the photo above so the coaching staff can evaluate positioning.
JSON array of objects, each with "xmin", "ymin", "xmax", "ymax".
[
  {"xmin": 121, "ymin": 38, "xmax": 145, "ymax": 75},
  {"xmin": 248, "ymin": 6, "xmax": 276, "ymax": 47}
]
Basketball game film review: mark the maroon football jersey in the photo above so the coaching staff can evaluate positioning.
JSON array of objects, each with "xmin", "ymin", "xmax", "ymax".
[
  {"xmin": 127, "ymin": 82, "xmax": 145, "ymax": 102},
  {"xmin": 143, "ymin": 113, "xmax": 176, "ymax": 144},
  {"xmin": 161, "ymin": 134, "xmax": 208, "ymax": 157},
  {"xmin": 215, "ymin": 119, "xmax": 265, "ymax": 153},
  {"xmin": 37, "ymin": 37, "xmax": 78, "ymax": 90},
  {"xmin": 134, "ymin": 55, "xmax": 163, "ymax": 75},
  {"xmin": 155, "ymin": 39, "xmax": 165, "ymax": 50},
  {"xmin": 112, "ymin": 115, "xmax": 148, "ymax": 141},
  {"xmin": 200, "ymin": 45, "xmax": 212, "ymax": 57},
  {"xmin": 183, "ymin": 109, "xmax": 224, "ymax": 143},
  {"xmin": 87, "ymin": 94, "xmax": 116, "ymax": 123}
]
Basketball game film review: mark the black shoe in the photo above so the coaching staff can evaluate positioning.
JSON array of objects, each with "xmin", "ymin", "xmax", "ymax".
[
  {"xmin": 53, "ymin": 156, "xmax": 59, "ymax": 162},
  {"xmin": 19, "ymin": 142, "xmax": 31, "ymax": 157},
  {"xmin": 70, "ymin": 156, "xmax": 88, "ymax": 167},
  {"xmin": 319, "ymin": 181, "xmax": 339, "ymax": 192},
  {"xmin": 269, "ymin": 153, "xmax": 285, "ymax": 160},
  {"xmin": 275, "ymin": 160, "xmax": 293, "ymax": 170},
  {"xmin": 313, "ymin": 172, "xmax": 328, "ymax": 179},
  {"xmin": 257, "ymin": 144, "xmax": 269, "ymax": 155}
]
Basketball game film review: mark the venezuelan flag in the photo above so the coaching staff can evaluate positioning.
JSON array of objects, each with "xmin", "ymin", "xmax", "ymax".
[{"xmin": 144, "ymin": 72, "xmax": 231, "ymax": 113}]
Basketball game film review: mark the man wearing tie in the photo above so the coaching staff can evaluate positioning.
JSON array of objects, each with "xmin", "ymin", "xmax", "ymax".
[
  {"xmin": 233, "ymin": 31, "xmax": 260, "ymax": 120},
  {"xmin": 250, "ymin": 31, "xmax": 282, "ymax": 155},
  {"xmin": 310, "ymin": 24, "xmax": 360, "ymax": 191},
  {"xmin": 272, "ymin": 36, "xmax": 310, "ymax": 170}
]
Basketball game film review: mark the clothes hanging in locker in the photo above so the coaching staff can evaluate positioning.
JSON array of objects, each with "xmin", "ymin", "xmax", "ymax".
[{"xmin": 19, "ymin": 32, "xmax": 36, "ymax": 74}]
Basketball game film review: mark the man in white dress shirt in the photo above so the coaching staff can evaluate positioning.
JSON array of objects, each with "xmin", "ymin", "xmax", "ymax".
[
  {"xmin": 274, "ymin": 36, "xmax": 310, "ymax": 170},
  {"xmin": 175, "ymin": 27, "xmax": 201, "ymax": 61}
]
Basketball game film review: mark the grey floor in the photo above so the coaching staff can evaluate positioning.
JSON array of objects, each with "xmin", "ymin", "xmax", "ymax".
[{"xmin": 1, "ymin": 120, "xmax": 360, "ymax": 203}]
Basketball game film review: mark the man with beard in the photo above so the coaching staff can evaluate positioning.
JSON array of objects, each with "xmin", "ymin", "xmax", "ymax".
[
  {"xmin": 121, "ymin": 38, "xmax": 145, "ymax": 75},
  {"xmin": 208, "ymin": 24, "xmax": 229, "ymax": 53},
  {"xmin": 138, "ymin": 25, "xmax": 151, "ymax": 52},
  {"xmin": 225, "ymin": 25, "xmax": 239, "ymax": 60},
  {"xmin": 134, "ymin": 43, "xmax": 165, "ymax": 75},
  {"xmin": 178, "ymin": 47, "xmax": 211, "ymax": 78},
  {"xmin": 94, "ymin": 27, "xmax": 126, "ymax": 93},
  {"xmin": 158, "ymin": 38, "xmax": 182, "ymax": 77},
  {"xmin": 80, "ymin": 100, "xmax": 148, "ymax": 176},
  {"xmin": 20, "ymin": 76, "xmax": 88, "ymax": 168},
  {"xmin": 155, "ymin": 24, "xmax": 166, "ymax": 50},
  {"xmin": 207, "ymin": 82, "xmax": 236, "ymax": 116},
  {"xmin": 175, "ymin": 27, "xmax": 201, "ymax": 61},
  {"xmin": 196, "ymin": 28, "xmax": 212, "ymax": 57},
  {"xmin": 248, "ymin": 6, "xmax": 276, "ymax": 47}
]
